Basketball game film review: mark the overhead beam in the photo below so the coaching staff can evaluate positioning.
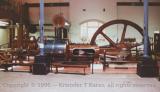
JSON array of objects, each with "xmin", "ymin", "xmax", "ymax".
[
  {"xmin": 32, "ymin": 24, "xmax": 52, "ymax": 26},
  {"xmin": 117, "ymin": 2, "xmax": 160, "ymax": 6},
  {"xmin": 25, "ymin": 2, "xmax": 69, "ymax": 7},
  {"xmin": 0, "ymin": 26, "xmax": 7, "ymax": 29}
]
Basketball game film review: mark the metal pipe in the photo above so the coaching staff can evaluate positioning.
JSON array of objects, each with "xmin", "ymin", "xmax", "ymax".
[
  {"xmin": 39, "ymin": 0, "xmax": 44, "ymax": 55},
  {"xmin": 143, "ymin": 0, "xmax": 149, "ymax": 57}
]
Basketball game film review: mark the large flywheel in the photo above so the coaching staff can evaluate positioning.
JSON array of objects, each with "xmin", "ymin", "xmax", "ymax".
[{"xmin": 90, "ymin": 19, "xmax": 144, "ymax": 51}]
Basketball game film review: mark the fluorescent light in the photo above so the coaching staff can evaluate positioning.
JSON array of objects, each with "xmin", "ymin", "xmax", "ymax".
[{"xmin": 0, "ymin": 21, "xmax": 9, "ymax": 26}]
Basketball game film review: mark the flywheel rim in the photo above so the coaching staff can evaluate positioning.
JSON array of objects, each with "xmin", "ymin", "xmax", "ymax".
[{"xmin": 90, "ymin": 19, "xmax": 144, "ymax": 49}]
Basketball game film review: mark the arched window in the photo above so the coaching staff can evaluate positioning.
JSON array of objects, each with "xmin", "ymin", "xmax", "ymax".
[{"xmin": 80, "ymin": 20, "xmax": 103, "ymax": 43}]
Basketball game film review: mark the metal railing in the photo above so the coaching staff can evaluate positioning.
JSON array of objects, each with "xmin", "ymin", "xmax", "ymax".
[{"xmin": 0, "ymin": 43, "xmax": 9, "ymax": 49}]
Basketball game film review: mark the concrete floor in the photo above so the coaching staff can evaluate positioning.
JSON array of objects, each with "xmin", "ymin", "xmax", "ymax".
[{"xmin": 0, "ymin": 72, "xmax": 159, "ymax": 92}]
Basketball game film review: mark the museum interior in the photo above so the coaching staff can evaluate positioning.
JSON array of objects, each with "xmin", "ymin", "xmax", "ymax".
[{"xmin": 0, "ymin": 0, "xmax": 160, "ymax": 92}]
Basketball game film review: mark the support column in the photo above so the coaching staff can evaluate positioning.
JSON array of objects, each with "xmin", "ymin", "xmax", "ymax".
[
  {"xmin": 39, "ymin": 0, "xmax": 44, "ymax": 55},
  {"xmin": 33, "ymin": 0, "xmax": 52, "ymax": 75},
  {"xmin": 9, "ymin": 23, "xmax": 15, "ymax": 48},
  {"xmin": 143, "ymin": 0, "xmax": 149, "ymax": 57},
  {"xmin": 137, "ymin": 0, "xmax": 159, "ymax": 77},
  {"xmin": 17, "ymin": 24, "xmax": 23, "ymax": 48},
  {"xmin": 23, "ymin": 3, "xmax": 30, "ymax": 37}
]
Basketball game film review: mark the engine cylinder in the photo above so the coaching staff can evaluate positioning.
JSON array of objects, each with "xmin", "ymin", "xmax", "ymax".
[{"xmin": 44, "ymin": 39, "xmax": 68, "ymax": 55}]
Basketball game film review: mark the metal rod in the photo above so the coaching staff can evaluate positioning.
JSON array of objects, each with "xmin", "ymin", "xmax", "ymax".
[
  {"xmin": 143, "ymin": 0, "xmax": 149, "ymax": 57},
  {"xmin": 39, "ymin": 0, "xmax": 44, "ymax": 55}
]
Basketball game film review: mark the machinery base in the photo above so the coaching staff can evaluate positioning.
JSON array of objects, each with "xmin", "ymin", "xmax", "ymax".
[
  {"xmin": 137, "ymin": 56, "xmax": 159, "ymax": 77},
  {"xmin": 32, "ymin": 55, "xmax": 51, "ymax": 75}
]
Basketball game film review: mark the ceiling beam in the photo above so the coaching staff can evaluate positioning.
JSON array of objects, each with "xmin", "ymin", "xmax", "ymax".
[
  {"xmin": 117, "ymin": 2, "xmax": 160, "ymax": 6},
  {"xmin": 25, "ymin": 2, "xmax": 69, "ymax": 7},
  {"xmin": 32, "ymin": 24, "xmax": 53, "ymax": 26}
]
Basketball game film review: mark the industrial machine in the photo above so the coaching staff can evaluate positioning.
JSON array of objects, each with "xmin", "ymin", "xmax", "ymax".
[{"xmin": 90, "ymin": 19, "xmax": 144, "ymax": 61}]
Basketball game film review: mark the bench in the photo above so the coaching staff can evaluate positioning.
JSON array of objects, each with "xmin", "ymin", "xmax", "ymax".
[
  {"xmin": 52, "ymin": 48, "xmax": 95, "ymax": 75},
  {"xmin": 53, "ymin": 62, "xmax": 89, "ymax": 75}
]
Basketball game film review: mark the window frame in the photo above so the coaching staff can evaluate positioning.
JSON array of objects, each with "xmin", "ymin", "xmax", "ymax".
[{"xmin": 80, "ymin": 19, "xmax": 104, "ymax": 43}]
